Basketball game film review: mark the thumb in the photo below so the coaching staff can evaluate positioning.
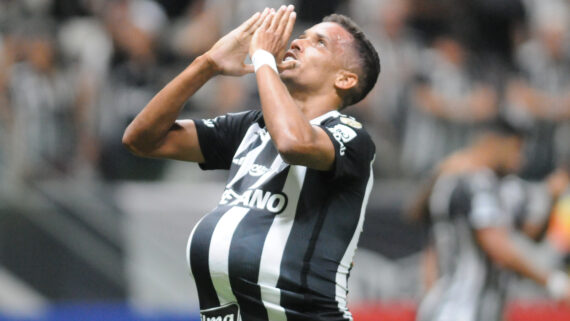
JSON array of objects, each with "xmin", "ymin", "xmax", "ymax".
[
  {"xmin": 241, "ymin": 64, "xmax": 255, "ymax": 75},
  {"xmin": 277, "ymin": 60, "xmax": 296, "ymax": 72}
]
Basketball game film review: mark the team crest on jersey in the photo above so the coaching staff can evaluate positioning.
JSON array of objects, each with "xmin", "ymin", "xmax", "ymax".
[
  {"xmin": 220, "ymin": 188, "xmax": 288, "ymax": 214},
  {"xmin": 340, "ymin": 116, "xmax": 362, "ymax": 129},
  {"xmin": 327, "ymin": 124, "xmax": 357, "ymax": 156}
]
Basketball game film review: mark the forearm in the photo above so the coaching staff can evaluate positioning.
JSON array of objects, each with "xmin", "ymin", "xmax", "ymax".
[
  {"xmin": 478, "ymin": 229, "xmax": 549, "ymax": 286},
  {"xmin": 256, "ymin": 68, "xmax": 315, "ymax": 155},
  {"xmin": 123, "ymin": 55, "xmax": 217, "ymax": 153},
  {"xmin": 497, "ymin": 241, "xmax": 549, "ymax": 286}
]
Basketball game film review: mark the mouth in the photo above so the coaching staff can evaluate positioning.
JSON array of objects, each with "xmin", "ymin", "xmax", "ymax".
[{"xmin": 282, "ymin": 51, "xmax": 297, "ymax": 63}]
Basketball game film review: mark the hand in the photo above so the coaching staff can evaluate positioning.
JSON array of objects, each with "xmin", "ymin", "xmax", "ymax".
[
  {"xmin": 250, "ymin": 5, "xmax": 297, "ymax": 72},
  {"xmin": 204, "ymin": 8, "xmax": 270, "ymax": 76}
]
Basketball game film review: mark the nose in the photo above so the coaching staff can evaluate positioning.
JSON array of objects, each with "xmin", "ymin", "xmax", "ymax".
[{"xmin": 290, "ymin": 38, "xmax": 304, "ymax": 52}]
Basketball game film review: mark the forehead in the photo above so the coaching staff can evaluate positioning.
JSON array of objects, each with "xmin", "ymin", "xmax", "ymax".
[{"xmin": 304, "ymin": 22, "xmax": 353, "ymax": 45}]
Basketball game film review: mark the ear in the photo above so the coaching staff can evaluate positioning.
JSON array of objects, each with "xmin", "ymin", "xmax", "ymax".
[{"xmin": 334, "ymin": 70, "xmax": 358, "ymax": 91}]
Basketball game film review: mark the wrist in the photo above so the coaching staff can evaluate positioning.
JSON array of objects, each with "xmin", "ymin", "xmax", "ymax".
[
  {"xmin": 546, "ymin": 270, "xmax": 570, "ymax": 299},
  {"xmin": 251, "ymin": 49, "xmax": 278, "ymax": 74},
  {"xmin": 198, "ymin": 52, "xmax": 222, "ymax": 76}
]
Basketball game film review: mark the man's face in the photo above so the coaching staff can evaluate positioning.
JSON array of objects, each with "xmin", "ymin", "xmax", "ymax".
[{"xmin": 280, "ymin": 22, "xmax": 356, "ymax": 92}]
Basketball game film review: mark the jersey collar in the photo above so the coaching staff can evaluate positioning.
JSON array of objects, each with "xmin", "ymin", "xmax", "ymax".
[{"xmin": 309, "ymin": 110, "xmax": 341, "ymax": 125}]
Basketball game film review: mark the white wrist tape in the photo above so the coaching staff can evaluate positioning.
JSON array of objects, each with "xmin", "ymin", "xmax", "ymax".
[
  {"xmin": 546, "ymin": 271, "xmax": 570, "ymax": 299},
  {"xmin": 252, "ymin": 49, "xmax": 278, "ymax": 74}
]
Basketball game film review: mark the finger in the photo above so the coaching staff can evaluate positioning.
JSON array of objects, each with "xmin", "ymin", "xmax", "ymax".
[
  {"xmin": 241, "ymin": 11, "xmax": 261, "ymax": 33},
  {"xmin": 249, "ymin": 8, "xmax": 270, "ymax": 33},
  {"xmin": 277, "ymin": 60, "xmax": 296, "ymax": 72},
  {"xmin": 276, "ymin": 10, "xmax": 296, "ymax": 60},
  {"xmin": 283, "ymin": 9, "xmax": 296, "ymax": 40},
  {"xmin": 275, "ymin": 5, "xmax": 294, "ymax": 36},
  {"xmin": 269, "ymin": 5, "xmax": 287, "ymax": 32},
  {"xmin": 260, "ymin": 10, "xmax": 275, "ymax": 31}
]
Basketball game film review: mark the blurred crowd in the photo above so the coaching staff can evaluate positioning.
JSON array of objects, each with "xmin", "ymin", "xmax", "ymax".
[{"xmin": 0, "ymin": 0, "xmax": 570, "ymax": 183}]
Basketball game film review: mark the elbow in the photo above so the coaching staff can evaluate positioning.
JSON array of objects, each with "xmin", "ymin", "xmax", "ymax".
[
  {"xmin": 122, "ymin": 127, "xmax": 146, "ymax": 156},
  {"xmin": 274, "ymin": 138, "xmax": 307, "ymax": 165}
]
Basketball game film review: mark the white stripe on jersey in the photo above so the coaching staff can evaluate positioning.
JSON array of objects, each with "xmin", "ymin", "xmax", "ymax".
[
  {"xmin": 208, "ymin": 206, "xmax": 250, "ymax": 304},
  {"xmin": 436, "ymin": 219, "xmax": 485, "ymax": 321},
  {"xmin": 335, "ymin": 156, "xmax": 375, "ymax": 320},
  {"xmin": 258, "ymin": 165, "xmax": 307, "ymax": 321}
]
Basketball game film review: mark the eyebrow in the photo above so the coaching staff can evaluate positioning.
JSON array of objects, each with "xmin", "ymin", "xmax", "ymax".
[
  {"xmin": 316, "ymin": 32, "xmax": 329, "ymax": 41},
  {"xmin": 299, "ymin": 30, "xmax": 330, "ymax": 42}
]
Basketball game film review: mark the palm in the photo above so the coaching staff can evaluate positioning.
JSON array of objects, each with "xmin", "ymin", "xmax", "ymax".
[
  {"xmin": 209, "ymin": 29, "xmax": 252, "ymax": 76},
  {"xmin": 205, "ymin": 10, "xmax": 267, "ymax": 76}
]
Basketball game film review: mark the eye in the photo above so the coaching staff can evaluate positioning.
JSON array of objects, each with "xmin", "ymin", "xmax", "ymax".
[{"xmin": 317, "ymin": 39, "xmax": 326, "ymax": 47}]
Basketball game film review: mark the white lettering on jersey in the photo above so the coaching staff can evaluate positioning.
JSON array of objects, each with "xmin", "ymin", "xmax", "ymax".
[
  {"xmin": 201, "ymin": 316, "xmax": 234, "ymax": 321},
  {"xmin": 249, "ymin": 164, "xmax": 269, "ymax": 177},
  {"xmin": 203, "ymin": 115, "xmax": 230, "ymax": 128},
  {"xmin": 232, "ymin": 156, "xmax": 246, "ymax": 166},
  {"xmin": 258, "ymin": 128, "xmax": 271, "ymax": 141},
  {"xmin": 203, "ymin": 119, "xmax": 216, "ymax": 128},
  {"xmin": 220, "ymin": 188, "xmax": 288, "ymax": 214},
  {"xmin": 327, "ymin": 124, "xmax": 357, "ymax": 156}
]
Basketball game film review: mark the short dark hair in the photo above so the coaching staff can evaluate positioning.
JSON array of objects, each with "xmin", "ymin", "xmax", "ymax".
[
  {"xmin": 485, "ymin": 116, "xmax": 529, "ymax": 139},
  {"xmin": 323, "ymin": 14, "xmax": 381, "ymax": 107}
]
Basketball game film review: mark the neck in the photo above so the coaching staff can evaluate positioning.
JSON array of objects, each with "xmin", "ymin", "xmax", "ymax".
[{"xmin": 288, "ymin": 86, "xmax": 342, "ymax": 120}]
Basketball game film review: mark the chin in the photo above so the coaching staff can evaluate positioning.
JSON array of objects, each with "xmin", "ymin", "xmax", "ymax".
[{"xmin": 280, "ymin": 70, "xmax": 296, "ymax": 84}]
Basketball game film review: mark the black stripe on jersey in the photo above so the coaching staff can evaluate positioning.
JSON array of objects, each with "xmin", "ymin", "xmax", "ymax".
[
  {"xmin": 189, "ymin": 209, "xmax": 226, "ymax": 309},
  {"xmin": 228, "ymin": 168, "xmax": 291, "ymax": 321},
  {"xmin": 307, "ymin": 183, "xmax": 368, "ymax": 319},
  {"xmin": 276, "ymin": 170, "xmax": 332, "ymax": 320},
  {"xmin": 280, "ymin": 169, "xmax": 369, "ymax": 321}
]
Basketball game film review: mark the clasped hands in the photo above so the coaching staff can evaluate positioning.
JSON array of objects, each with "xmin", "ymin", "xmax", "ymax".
[{"xmin": 204, "ymin": 5, "xmax": 297, "ymax": 76}]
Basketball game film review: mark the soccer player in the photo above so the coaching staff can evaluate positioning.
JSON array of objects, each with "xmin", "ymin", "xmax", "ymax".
[
  {"xmin": 122, "ymin": 5, "xmax": 380, "ymax": 321},
  {"xmin": 413, "ymin": 122, "xmax": 570, "ymax": 321}
]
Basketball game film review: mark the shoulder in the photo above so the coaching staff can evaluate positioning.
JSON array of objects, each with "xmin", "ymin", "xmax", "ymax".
[
  {"xmin": 199, "ymin": 109, "xmax": 263, "ymax": 129},
  {"xmin": 317, "ymin": 111, "xmax": 375, "ymax": 151},
  {"xmin": 466, "ymin": 169, "xmax": 499, "ymax": 193}
]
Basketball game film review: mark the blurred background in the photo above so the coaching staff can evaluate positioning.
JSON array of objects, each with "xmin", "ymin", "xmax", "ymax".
[{"xmin": 1, "ymin": 0, "xmax": 570, "ymax": 320}]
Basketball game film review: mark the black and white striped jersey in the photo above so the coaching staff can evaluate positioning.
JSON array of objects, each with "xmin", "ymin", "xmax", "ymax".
[
  {"xmin": 500, "ymin": 175, "xmax": 552, "ymax": 231},
  {"xmin": 186, "ymin": 110, "xmax": 375, "ymax": 321},
  {"xmin": 417, "ymin": 169, "xmax": 509, "ymax": 321}
]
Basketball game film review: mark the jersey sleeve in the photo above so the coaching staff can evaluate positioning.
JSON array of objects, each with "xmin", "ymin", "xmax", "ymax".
[
  {"xmin": 468, "ymin": 171, "xmax": 507, "ymax": 229},
  {"xmin": 193, "ymin": 110, "xmax": 262, "ymax": 170},
  {"xmin": 317, "ymin": 116, "xmax": 376, "ymax": 181}
]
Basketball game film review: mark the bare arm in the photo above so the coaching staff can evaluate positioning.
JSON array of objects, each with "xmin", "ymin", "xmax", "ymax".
[
  {"xmin": 477, "ymin": 227, "xmax": 548, "ymax": 285},
  {"xmin": 421, "ymin": 242, "xmax": 439, "ymax": 293},
  {"xmin": 415, "ymin": 85, "xmax": 498, "ymax": 123},
  {"xmin": 122, "ymin": 58, "xmax": 214, "ymax": 162},
  {"xmin": 476, "ymin": 227, "xmax": 570, "ymax": 303},
  {"xmin": 506, "ymin": 80, "xmax": 570, "ymax": 120},
  {"xmin": 122, "ymin": 10, "xmax": 270, "ymax": 162},
  {"xmin": 248, "ymin": 5, "xmax": 335, "ymax": 171}
]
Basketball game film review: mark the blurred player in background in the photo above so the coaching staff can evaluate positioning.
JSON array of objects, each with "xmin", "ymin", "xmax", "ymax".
[
  {"xmin": 411, "ymin": 121, "xmax": 570, "ymax": 321},
  {"xmin": 122, "ymin": 5, "xmax": 380, "ymax": 321}
]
